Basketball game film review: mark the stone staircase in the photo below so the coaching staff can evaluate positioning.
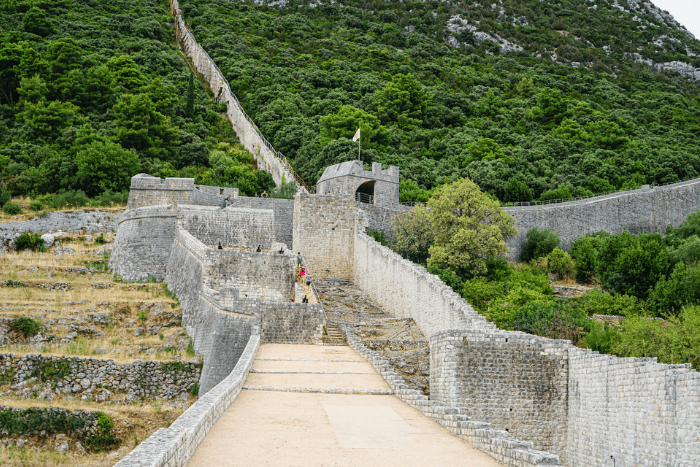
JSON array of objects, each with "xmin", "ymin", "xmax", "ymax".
[{"xmin": 322, "ymin": 322, "xmax": 347, "ymax": 345}]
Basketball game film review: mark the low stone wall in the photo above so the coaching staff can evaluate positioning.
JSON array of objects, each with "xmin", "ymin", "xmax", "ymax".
[
  {"xmin": 113, "ymin": 334, "xmax": 260, "ymax": 467},
  {"xmin": 341, "ymin": 325, "xmax": 560, "ymax": 467},
  {"xmin": 110, "ymin": 205, "xmax": 179, "ymax": 282},
  {"xmin": 430, "ymin": 330, "xmax": 570, "ymax": 463},
  {"xmin": 226, "ymin": 197, "xmax": 294, "ymax": 247},
  {"xmin": 0, "ymin": 353, "xmax": 201, "ymax": 404},
  {"xmin": 503, "ymin": 179, "xmax": 700, "ymax": 259},
  {"xmin": 179, "ymin": 205, "xmax": 274, "ymax": 249},
  {"xmin": 293, "ymin": 193, "xmax": 357, "ymax": 279},
  {"xmin": 0, "ymin": 210, "xmax": 122, "ymax": 240},
  {"xmin": 353, "ymin": 226, "xmax": 496, "ymax": 337},
  {"xmin": 126, "ymin": 175, "xmax": 233, "ymax": 210}
]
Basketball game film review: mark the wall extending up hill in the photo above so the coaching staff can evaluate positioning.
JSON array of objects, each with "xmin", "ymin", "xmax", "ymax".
[
  {"xmin": 170, "ymin": 0, "xmax": 309, "ymax": 191},
  {"xmin": 503, "ymin": 179, "xmax": 700, "ymax": 259}
]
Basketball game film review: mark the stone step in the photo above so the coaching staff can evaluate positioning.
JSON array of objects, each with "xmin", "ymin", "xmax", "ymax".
[{"xmin": 242, "ymin": 385, "xmax": 393, "ymax": 395}]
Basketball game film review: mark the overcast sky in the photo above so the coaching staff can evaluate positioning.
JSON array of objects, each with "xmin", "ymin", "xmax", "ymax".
[{"xmin": 650, "ymin": 0, "xmax": 700, "ymax": 40}]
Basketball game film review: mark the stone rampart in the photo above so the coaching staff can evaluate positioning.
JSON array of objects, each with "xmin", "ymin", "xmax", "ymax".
[
  {"xmin": 179, "ymin": 205, "xmax": 274, "ymax": 249},
  {"xmin": 566, "ymin": 348, "xmax": 700, "ymax": 467},
  {"xmin": 293, "ymin": 193, "xmax": 357, "ymax": 279},
  {"xmin": 357, "ymin": 202, "xmax": 410, "ymax": 241},
  {"xmin": 353, "ymin": 226, "xmax": 496, "ymax": 337},
  {"xmin": 126, "ymin": 175, "xmax": 237, "ymax": 211},
  {"xmin": 110, "ymin": 205, "xmax": 179, "ymax": 282},
  {"xmin": 170, "ymin": 0, "xmax": 301, "ymax": 189},
  {"xmin": 226, "ymin": 197, "xmax": 294, "ymax": 246},
  {"xmin": 113, "ymin": 334, "xmax": 260, "ymax": 467},
  {"xmin": 430, "ymin": 330, "xmax": 570, "ymax": 463},
  {"xmin": 503, "ymin": 179, "xmax": 700, "ymax": 259}
]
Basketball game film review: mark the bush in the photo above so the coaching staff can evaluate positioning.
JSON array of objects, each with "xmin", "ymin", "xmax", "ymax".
[
  {"xmin": 367, "ymin": 229, "xmax": 388, "ymax": 246},
  {"xmin": 595, "ymin": 232, "xmax": 669, "ymax": 300},
  {"xmin": 14, "ymin": 232, "xmax": 46, "ymax": 251},
  {"xmin": 570, "ymin": 236, "xmax": 598, "ymax": 283},
  {"xmin": 94, "ymin": 234, "xmax": 106, "ymax": 245},
  {"xmin": 10, "ymin": 317, "xmax": 41, "ymax": 338},
  {"xmin": 0, "ymin": 188, "xmax": 10, "ymax": 207},
  {"xmin": 85, "ymin": 412, "xmax": 121, "ymax": 452},
  {"xmin": 646, "ymin": 263, "xmax": 700, "ymax": 317},
  {"xmin": 520, "ymin": 227, "xmax": 560, "ymax": 262},
  {"xmin": 546, "ymin": 247, "xmax": 574, "ymax": 280},
  {"xmin": 580, "ymin": 290, "xmax": 645, "ymax": 317},
  {"xmin": 427, "ymin": 264, "xmax": 464, "ymax": 294},
  {"xmin": 89, "ymin": 189, "xmax": 129, "ymax": 207},
  {"xmin": 49, "ymin": 190, "xmax": 90, "ymax": 209},
  {"xmin": 3, "ymin": 203, "xmax": 22, "ymax": 215},
  {"xmin": 583, "ymin": 320, "xmax": 618, "ymax": 353},
  {"xmin": 269, "ymin": 181, "xmax": 296, "ymax": 199},
  {"xmin": 512, "ymin": 299, "xmax": 588, "ymax": 344},
  {"xmin": 29, "ymin": 200, "xmax": 44, "ymax": 211}
]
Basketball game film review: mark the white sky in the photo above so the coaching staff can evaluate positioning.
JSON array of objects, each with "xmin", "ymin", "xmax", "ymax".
[{"xmin": 650, "ymin": 0, "xmax": 700, "ymax": 40}]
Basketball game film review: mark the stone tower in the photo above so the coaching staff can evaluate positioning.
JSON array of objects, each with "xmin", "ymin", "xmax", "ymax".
[{"xmin": 315, "ymin": 161, "xmax": 400, "ymax": 207}]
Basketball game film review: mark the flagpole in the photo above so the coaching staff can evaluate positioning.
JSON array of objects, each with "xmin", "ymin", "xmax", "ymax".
[{"xmin": 358, "ymin": 126, "xmax": 361, "ymax": 161}]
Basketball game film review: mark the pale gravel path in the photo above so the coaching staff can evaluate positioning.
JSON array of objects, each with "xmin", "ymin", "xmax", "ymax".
[{"xmin": 187, "ymin": 344, "xmax": 503, "ymax": 467}]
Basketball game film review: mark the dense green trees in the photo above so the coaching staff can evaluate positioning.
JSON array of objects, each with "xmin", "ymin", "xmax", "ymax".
[
  {"xmin": 0, "ymin": 0, "xmax": 272, "ymax": 200},
  {"xmin": 177, "ymin": 0, "xmax": 700, "ymax": 202}
]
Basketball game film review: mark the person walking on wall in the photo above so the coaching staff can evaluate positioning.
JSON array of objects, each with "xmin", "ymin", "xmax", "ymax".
[{"xmin": 262, "ymin": 191, "xmax": 268, "ymax": 198}]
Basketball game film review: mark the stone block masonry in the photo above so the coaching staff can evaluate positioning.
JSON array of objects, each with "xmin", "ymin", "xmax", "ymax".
[
  {"xmin": 357, "ymin": 201, "xmax": 410, "ymax": 242},
  {"xmin": 430, "ymin": 330, "xmax": 569, "ymax": 464},
  {"xmin": 110, "ymin": 205, "xmax": 179, "ymax": 282},
  {"xmin": 226, "ymin": 197, "xmax": 294, "ymax": 246},
  {"xmin": 293, "ymin": 193, "xmax": 358, "ymax": 279},
  {"xmin": 113, "ymin": 334, "xmax": 260, "ymax": 467},
  {"xmin": 503, "ymin": 179, "xmax": 700, "ymax": 259},
  {"xmin": 126, "ymin": 174, "xmax": 237, "ymax": 211},
  {"xmin": 179, "ymin": 205, "xmax": 274, "ymax": 249}
]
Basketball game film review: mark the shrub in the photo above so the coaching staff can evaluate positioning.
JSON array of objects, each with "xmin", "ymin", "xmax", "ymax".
[
  {"xmin": 668, "ymin": 235, "xmax": 700, "ymax": 268},
  {"xmin": 3, "ymin": 203, "xmax": 22, "ymax": 215},
  {"xmin": 49, "ymin": 190, "xmax": 90, "ymax": 209},
  {"xmin": 85, "ymin": 413, "xmax": 121, "ymax": 452},
  {"xmin": 0, "ymin": 188, "xmax": 10, "ymax": 207},
  {"xmin": 89, "ymin": 189, "xmax": 129, "ymax": 207},
  {"xmin": 29, "ymin": 200, "xmax": 44, "ymax": 211},
  {"xmin": 190, "ymin": 381, "xmax": 199, "ymax": 396},
  {"xmin": 269, "ymin": 181, "xmax": 296, "ymax": 199},
  {"xmin": 392, "ymin": 205, "xmax": 434, "ymax": 265},
  {"xmin": 512, "ymin": 299, "xmax": 588, "ymax": 344},
  {"xmin": 367, "ymin": 229, "xmax": 388, "ymax": 246},
  {"xmin": 646, "ymin": 263, "xmax": 700, "ymax": 317},
  {"xmin": 570, "ymin": 236, "xmax": 598, "ymax": 283},
  {"xmin": 94, "ymin": 233, "xmax": 106, "ymax": 244},
  {"xmin": 520, "ymin": 227, "xmax": 560, "ymax": 262},
  {"xmin": 596, "ymin": 232, "xmax": 669, "ymax": 300},
  {"xmin": 14, "ymin": 232, "xmax": 46, "ymax": 251},
  {"xmin": 580, "ymin": 290, "xmax": 645, "ymax": 317},
  {"xmin": 546, "ymin": 247, "xmax": 574, "ymax": 280},
  {"xmin": 583, "ymin": 320, "xmax": 618, "ymax": 353},
  {"xmin": 10, "ymin": 317, "xmax": 41, "ymax": 338},
  {"xmin": 426, "ymin": 264, "xmax": 464, "ymax": 294}
]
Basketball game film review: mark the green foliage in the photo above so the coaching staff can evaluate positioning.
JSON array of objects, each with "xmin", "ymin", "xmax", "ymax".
[
  {"xmin": 666, "ymin": 210, "xmax": 700, "ymax": 242},
  {"xmin": 0, "ymin": 189, "xmax": 10, "ymax": 207},
  {"xmin": 668, "ymin": 235, "xmax": 700, "ymax": 268},
  {"xmin": 583, "ymin": 320, "xmax": 618, "ymax": 354},
  {"xmin": 646, "ymin": 263, "xmax": 700, "ymax": 317},
  {"xmin": 85, "ymin": 412, "xmax": 121, "ymax": 453},
  {"xmin": 392, "ymin": 205, "xmax": 434, "ymax": 265},
  {"xmin": 580, "ymin": 290, "xmax": 645, "ymax": 318},
  {"xmin": 2, "ymin": 202, "xmax": 21, "ymax": 215},
  {"xmin": 520, "ymin": 227, "xmax": 560, "ymax": 262},
  {"xmin": 0, "ymin": 407, "xmax": 95, "ymax": 439},
  {"xmin": 185, "ymin": 73, "xmax": 195, "ymax": 118},
  {"xmin": 546, "ymin": 247, "xmax": 574, "ymax": 280},
  {"xmin": 269, "ymin": 181, "xmax": 296, "ymax": 199},
  {"xmin": 14, "ymin": 232, "xmax": 46, "ymax": 251},
  {"xmin": 428, "ymin": 178, "xmax": 516, "ymax": 277},
  {"xmin": 595, "ymin": 232, "xmax": 669, "ymax": 300},
  {"xmin": 28, "ymin": 200, "xmax": 43, "ymax": 211},
  {"xmin": 367, "ymin": 229, "xmax": 388, "ymax": 246},
  {"xmin": 31, "ymin": 359, "xmax": 71, "ymax": 382},
  {"xmin": 426, "ymin": 265, "xmax": 464, "ymax": 295},
  {"xmin": 185, "ymin": 341, "xmax": 195, "ymax": 357},
  {"xmin": 570, "ymin": 236, "xmax": 598, "ymax": 284},
  {"xmin": 512, "ymin": 299, "xmax": 588, "ymax": 345},
  {"xmin": 503, "ymin": 177, "xmax": 533, "ymax": 203},
  {"xmin": 10, "ymin": 317, "xmax": 41, "ymax": 338},
  {"xmin": 75, "ymin": 141, "xmax": 140, "ymax": 196},
  {"xmin": 94, "ymin": 234, "xmax": 106, "ymax": 245},
  {"xmin": 190, "ymin": 381, "xmax": 199, "ymax": 397},
  {"xmin": 399, "ymin": 179, "xmax": 431, "ymax": 203}
]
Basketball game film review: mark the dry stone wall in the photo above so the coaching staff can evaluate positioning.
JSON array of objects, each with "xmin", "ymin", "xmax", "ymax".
[
  {"xmin": 179, "ymin": 205, "xmax": 274, "ymax": 249},
  {"xmin": 0, "ymin": 211, "xmax": 121, "ymax": 240},
  {"xmin": 0, "ymin": 353, "xmax": 201, "ymax": 404},
  {"xmin": 226, "ymin": 197, "xmax": 294, "ymax": 246},
  {"xmin": 503, "ymin": 179, "xmax": 700, "ymax": 259},
  {"xmin": 113, "ymin": 334, "xmax": 260, "ymax": 467}
]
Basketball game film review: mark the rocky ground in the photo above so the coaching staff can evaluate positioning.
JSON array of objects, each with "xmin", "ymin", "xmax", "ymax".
[
  {"xmin": 315, "ymin": 279, "xmax": 430, "ymax": 395},
  {"xmin": 0, "ymin": 231, "xmax": 201, "ymax": 465}
]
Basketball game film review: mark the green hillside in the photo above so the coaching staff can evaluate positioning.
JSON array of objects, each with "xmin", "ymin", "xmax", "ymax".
[
  {"xmin": 0, "ymin": 0, "xmax": 275, "ymax": 201},
  {"xmin": 179, "ymin": 0, "xmax": 700, "ymax": 202}
]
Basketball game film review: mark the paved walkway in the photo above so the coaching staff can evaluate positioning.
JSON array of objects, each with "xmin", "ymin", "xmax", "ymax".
[{"xmin": 187, "ymin": 344, "xmax": 503, "ymax": 467}]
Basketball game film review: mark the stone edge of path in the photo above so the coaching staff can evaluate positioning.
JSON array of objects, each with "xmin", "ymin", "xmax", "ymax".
[
  {"xmin": 112, "ymin": 334, "xmax": 261, "ymax": 467},
  {"xmin": 338, "ymin": 324, "xmax": 561, "ymax": 467}
]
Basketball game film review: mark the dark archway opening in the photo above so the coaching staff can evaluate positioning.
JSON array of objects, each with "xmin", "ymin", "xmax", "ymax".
[{"xmin": 355, "ymin": 181, "xmax": 375, "ymax": 204}]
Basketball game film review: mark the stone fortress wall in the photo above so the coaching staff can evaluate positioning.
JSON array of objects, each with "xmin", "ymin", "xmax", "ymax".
[
  {"xmin": 503, "ymin": 179, "xmax": 700, "ymax": 259},
  {"xmin": 226, "ymin": 197, "xmax": 294, "ymax": 246},
  {"xmin": 316, "ymin": 161, "xmax": 400, "ymax": 207}
]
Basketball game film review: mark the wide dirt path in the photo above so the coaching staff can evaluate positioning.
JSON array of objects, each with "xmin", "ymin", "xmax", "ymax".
[{"xmin": 187, "ymin": 343, "xmax": 503, "ymax": 467}]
